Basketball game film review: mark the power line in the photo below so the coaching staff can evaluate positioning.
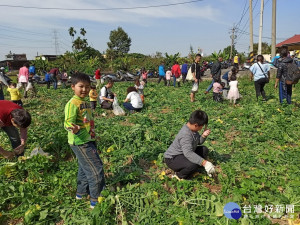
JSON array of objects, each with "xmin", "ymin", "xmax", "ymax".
[
  {"xmin": 236, "ymin": 0, "xmax": 249, "ymax": 29},
  {"xmin": 235, "ymin": 28, "xmax": 285, "ymax": 40},
  {"xmin": 0, "ymin": 25, "xmax": 50, "ymax": 36},
  {"xmin": 0, "ymin": 0, "xmax": 203, "ymax": 11}
]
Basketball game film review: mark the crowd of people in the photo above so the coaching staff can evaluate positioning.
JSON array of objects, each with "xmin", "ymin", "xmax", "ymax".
[{"xmin": 0, "ymin": 46, "xmax": 299, "ymax": 208}]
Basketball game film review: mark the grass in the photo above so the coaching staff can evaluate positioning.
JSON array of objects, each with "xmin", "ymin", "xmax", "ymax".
[{"xmin": 0, "ymin": 78, "xmax": 299, "ymax": 225}]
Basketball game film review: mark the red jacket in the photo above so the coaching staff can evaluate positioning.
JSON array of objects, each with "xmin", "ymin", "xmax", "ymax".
[
  {"xmin": 0, "ymin": 100, "xmax": 22, "ymax": 127},
  {"xmin": 95, "ymin": 69, "xmax": 101, "ymax": 79},
  {"xmin": 171, "ymin": 64, "xmax": 181, "ymax": 78}
]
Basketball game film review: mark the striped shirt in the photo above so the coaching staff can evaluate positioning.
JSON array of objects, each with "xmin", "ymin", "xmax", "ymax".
[{"xmin": 64, "ymin": 95, "xmax": 95, "ymax": 145}]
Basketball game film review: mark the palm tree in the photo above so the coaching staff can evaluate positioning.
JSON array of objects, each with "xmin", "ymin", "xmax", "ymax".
[
  {"xmin": 68, "ymin": 27, "xmax": 76, "ymax": 42},
  {"xmin": 80, "ymin": 28, "xmax": 86, "ymax": 37}
]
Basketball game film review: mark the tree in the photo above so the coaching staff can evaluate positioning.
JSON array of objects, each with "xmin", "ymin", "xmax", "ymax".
[
  {"xmin": 253, "ymin": 42, "xmax": 271, "ymax": 54},
  {"xmin": 223, "ymin": 45, "xmax": 237, "ymax": 58},
  {"xmin": 68, "ymin": 27, "xmax": 76, "ymax": 42},
  {"xmin": 165, "ymin": 53, "xmax": 180, "ymax": 68},
  {"xmin": 68, "ymin": 27, "xmax": 88, "ymax": 51},
  {"xmin": 107, "ymin": 27, "xmax": 131, "ymax": 60},
  {"xmin": 80, "ymin": 28, "xmax": 86, "ymax": 36}
]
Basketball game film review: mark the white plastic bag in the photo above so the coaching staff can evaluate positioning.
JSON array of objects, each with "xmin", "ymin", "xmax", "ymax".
[
  {"xmin": 112, "ymin": 97, "xmax": 125, "ymax": 116},
  {"xmin": 186, "ymin": 67, "xmax": 194, "ymax": 81},
  {"xmin": 30, "ymin": 147, "xmax": 50, "ymax": 158},
  {"xmin": 191, "ymin": 82, "xmax": 199, "ymax": 92},
  {"xmin": 26, "ymin": 82, "xmax": 33, "ymax": 91},
  {"xmin": 17, "ymin": 82, "xmax": 22, "ymax": 89}
]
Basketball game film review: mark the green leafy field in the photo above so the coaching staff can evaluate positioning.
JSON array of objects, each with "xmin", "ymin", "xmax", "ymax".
[{"xmin": 0, "ymin": 78, "xmax": 299, "ymax": 225}]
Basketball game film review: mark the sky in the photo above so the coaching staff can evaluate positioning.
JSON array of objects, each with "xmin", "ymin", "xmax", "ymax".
[{"xmin": 0, "ymin": 0, "xmax": 299, "ymax": 60}]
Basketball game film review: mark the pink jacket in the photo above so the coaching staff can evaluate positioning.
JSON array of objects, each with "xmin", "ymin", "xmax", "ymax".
[{"xmin": 18, "ymin": 66, "xmax": 29, "ymax": 83}]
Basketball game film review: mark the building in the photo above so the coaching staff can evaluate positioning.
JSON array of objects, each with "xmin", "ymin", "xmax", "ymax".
[
  {"xmin": 35, "ymin": 55, "xmax": 60, "ymax": 61},
  {"xmin": 276, "ymin": 34, "xmax": 300, "ymax": 57},
  {"xmin": 0, "ymin": 51, "xmax": 29, "ymax": 70}
]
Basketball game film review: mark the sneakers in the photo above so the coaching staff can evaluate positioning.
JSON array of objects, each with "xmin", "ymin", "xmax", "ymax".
[
  {"xmin": 90, "ymin": 200, "xmax": 97, "ymax": 209},
  {"xmin": 75, "ymin": 194, "xmax": 82, "ymax": 200},
  {"xmin": 204, "ymin": 91, "xmax": 209, "ymax": 94},
  {"xmin": 172, "ymin": 173, "xmax": 183, "ymax": 181}
]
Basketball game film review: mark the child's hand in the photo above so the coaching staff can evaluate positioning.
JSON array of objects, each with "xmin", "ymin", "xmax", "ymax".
[
  {"xmin": 67, "ymin": 123, "xmax": 80, "ymax": 134},
  {"xmin": 202, "ymin": 129, "xmax": 211, "ymax": 138}
]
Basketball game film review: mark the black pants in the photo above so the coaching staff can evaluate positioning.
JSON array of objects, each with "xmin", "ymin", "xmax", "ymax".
[
  {"xmin": 12, "ymin": 100, "xmax": 23, "ymax": 107},
  {"xmin": 165, "ymin": 146, "xmax": 209, "ymax": 179},
  {"xmin": 101, "ymin": 100, "xmax": 112, "ymax": 109},
  {"xmin": 182, "ymin": 73, "xmax": 187, "ymax": 83},
  {"xmin": 254, "ymin": 79, "xmax": 267, "ymax": 100},
  {"xmin": 1, "ymin": 126, "xmax": 24, "ymax": 156},
  {"xmin": 213, "ymin": 92, "xmax": 222, "ymax": 102},
  {"xmin": 90, "ymin": 101, "xmax": 97, "ymax": 110},
  {"xmin": 158, "ymin": 76, "xmax": 166, "ymax": 85},
  {"xmin": 46, "ymin": 81, "xmax": 51, "ymax": 89}
]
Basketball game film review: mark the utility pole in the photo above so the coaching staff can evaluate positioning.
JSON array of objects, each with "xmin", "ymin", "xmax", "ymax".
[
  {"xmin": 258, "ymin": 0, "xmax": 264, "ymax": 55},
  {"xmin": 249, "ymin": 0, "xmax": 253, "ymax": 52},
  {"xmin": 271, "ymin": 0, "xmax": 277, "ymax": 58},
  {"xmin": 53, "ymin": 30, "xmax": 60, "ymax": 56},
  {"xmin": 230, "ymin": 26, "xmax": 237, "ymax": 60}
]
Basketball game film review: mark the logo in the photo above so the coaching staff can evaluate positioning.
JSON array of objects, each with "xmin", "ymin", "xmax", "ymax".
[{"xmin": 224, "ymin": 202, "xmax": 242, "ymax": 219}]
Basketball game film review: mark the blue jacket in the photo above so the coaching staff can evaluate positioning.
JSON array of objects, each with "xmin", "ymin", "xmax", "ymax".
[
  {"xmin": 181, "ymin": 63, "xmax": 188, "ymax": 74},
  {"xmin": 158, "ymin": 65, "xmax": 165, "ymax": 76},
  {"xmin": 29, "ymin": 66, "xmax": 36, "ymax": 74}
]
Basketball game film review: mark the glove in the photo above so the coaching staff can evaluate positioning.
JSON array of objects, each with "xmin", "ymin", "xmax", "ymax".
[{"xmin": 204, "ymin": 161, "xmax": 216, "ymax": 177}]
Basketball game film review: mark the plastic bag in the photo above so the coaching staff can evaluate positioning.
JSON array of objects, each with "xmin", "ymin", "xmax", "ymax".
[
  {"xmin": 17, "ymin": 82, "xmax": 22, "ymax": 89},
  {"xmin": 0, "ymin": 73, "xmax": 9, "ymax": 86},
  {"xmin": 30, "ymin": 147, "xmax": 50, "ymax": 158},
  {"xmin": 191, "ymin": 82, "xmax": 199, "ymax": 92},
  {"xmin": 112, "ymin": 97, "xmax": 125, "ymax": 116},
  {"xmin": 186, "ymin": 67, "xmax": 194, "ymax": 81},
  {"xmin": 26, "ymin": 82, "xmax": 33, "ymax": 91}
]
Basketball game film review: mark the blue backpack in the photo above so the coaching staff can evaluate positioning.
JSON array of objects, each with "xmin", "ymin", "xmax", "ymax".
[{"xmin": 45, "ymin": 73, "xmax": 50, "ymax": 82}]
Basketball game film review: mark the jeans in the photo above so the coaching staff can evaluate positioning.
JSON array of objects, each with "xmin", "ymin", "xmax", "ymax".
[
  {"xmin": 164, "ymin": 146, "xmax": 209, "ymax": 179},
  {"xmin": 70, "ymin": 141, "xmax": 105, "ymax": 201},
  {"xmin": 123, "ymin": 102, "xmax": 141, "ymax": 111},
  {"xmin": 50, "ymin": 74, "xmax": 57, "ymax": 90},
  {"xmin": 173, "ymin": 76, "xmax": 180, "ymax": 87},
  {"xmin": 254, "ymin": 79, "xmax": 267, "ymax": 100},
  {"xmin": 279, "ymin": 81, "xmax": 292, "ymax": 104},
  {"xmin": 1, "ymin": 126, "xmax": 22, "ymax": 150},
  {"xmin": 173, "ymin": 76, "xmax": 176, "ymax": 87},
  {"xmin": 206, "ymin": 80, "xmax": 214, "ymax": 92}
]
